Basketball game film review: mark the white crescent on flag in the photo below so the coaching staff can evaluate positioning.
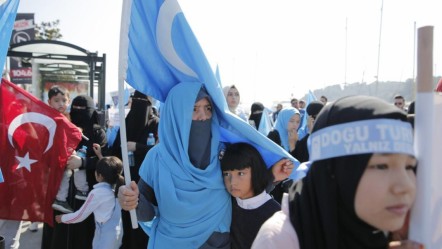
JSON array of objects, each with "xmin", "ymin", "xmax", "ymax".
[
  {"xmin": 156, "ymin": 0, "xmax": 197, "ymax": 78},
  {"xmin": 8, "ymin": 112, "xmax": 57, "ymax": 153}
]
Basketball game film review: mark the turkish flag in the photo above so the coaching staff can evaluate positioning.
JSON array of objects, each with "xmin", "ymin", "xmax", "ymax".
[
  {"xmin": 0, "ymin": 79, "xmax": 82, "ymax": 225},
  {"xmin": 436, "ymin": 78, "xmax": 442, "ymax": 93}
]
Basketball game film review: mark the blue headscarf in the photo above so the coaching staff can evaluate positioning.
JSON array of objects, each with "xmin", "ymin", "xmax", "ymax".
[
  {"xmin": 139, "ymin": 82, "xmax": 231, "ymax": 248},
  {"xmin": 273, "ymin": 107, "xmax": 300, "ymax": 151}
]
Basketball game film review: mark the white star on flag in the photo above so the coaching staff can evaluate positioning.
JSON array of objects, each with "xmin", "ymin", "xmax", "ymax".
[{"xmin": 15, "ymin": 152, "xmax": 38, "ymax": 172}]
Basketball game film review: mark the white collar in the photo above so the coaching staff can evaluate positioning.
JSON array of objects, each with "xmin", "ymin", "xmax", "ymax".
[{"xmin": 235, "ymin": 191, "xmax": 272, "ymax": 209}]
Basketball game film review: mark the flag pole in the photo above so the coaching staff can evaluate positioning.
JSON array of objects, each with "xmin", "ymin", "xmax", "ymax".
[
  {"xmin": 118, "ymin": 0, "xmax": 138, "ymax": 229},
  {"xmin": 409, "ymin": 25, "xmax": 442, "ymax": 248}
]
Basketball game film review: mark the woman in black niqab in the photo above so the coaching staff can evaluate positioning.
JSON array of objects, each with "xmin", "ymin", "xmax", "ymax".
[{"xmin": 111, "ymin": 91, "xmax": 159, "ymax": 180}]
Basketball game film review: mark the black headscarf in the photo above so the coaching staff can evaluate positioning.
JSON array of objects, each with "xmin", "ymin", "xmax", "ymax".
[
  {"xmin": 289, "ymin": 95, "xmax": 409, "ymax": 249},
  {"xmin": 110, "ymin": 91, "xmax": 159, "ymax": 182},
  {"xmin": 70, "ymin": 95, "xmax": 100, "ymax": 138},
  {"xmin": 125, "ymin": 91, "xmax": 152, "ymax": 141},
  {"xmin": 248, "ymin": 102, "xmax": 264, "ymax": 129}
]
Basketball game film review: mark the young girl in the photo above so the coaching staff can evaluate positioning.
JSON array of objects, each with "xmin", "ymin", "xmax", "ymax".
[
  {"xmin": 267, "ymin": 107, "xmax": 301, "ymax": 203},
  {"xmin": 220, "ymin": 142, "xmax": 280, "ymax": 249},
  {"xmin": 252, "ymin": 95, "xmax": 423, "ymax": 249},
  {"xmin": 55, "ymin": 156, "xmax": 123, "ymax": 249}
]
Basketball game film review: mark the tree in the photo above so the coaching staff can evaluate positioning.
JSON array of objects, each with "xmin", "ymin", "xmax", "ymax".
[{"xmin": 35, "ymin": 20, "xmax": 62, "ymax": 40}]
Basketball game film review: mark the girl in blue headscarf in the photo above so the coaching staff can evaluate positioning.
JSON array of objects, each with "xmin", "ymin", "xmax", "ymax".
[
  {"xmin": 268, "ymin": 107, "xmax": 301, "ymax": 154},
  {"xmin": 267, "ymin": 107, "xmax": 301, "ymax": 204}
]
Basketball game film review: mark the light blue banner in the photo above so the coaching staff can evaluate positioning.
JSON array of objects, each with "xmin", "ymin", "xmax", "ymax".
[
  {"xmin": 308, "ymin": 119, "xmax": 415, "ymax": 162},
  {"xmin": 0, "ymin": 0, "xmax": 20, "ymax": 70}
]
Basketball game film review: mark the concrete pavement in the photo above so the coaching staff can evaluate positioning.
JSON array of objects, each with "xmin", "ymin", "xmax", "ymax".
[
  {"xmin": 18, "ymin": 221, "xmax": 42, "ymax": 249},
  {"xmin": 0, "ymin": 220, "xmax": 42, "ymax": 249}
]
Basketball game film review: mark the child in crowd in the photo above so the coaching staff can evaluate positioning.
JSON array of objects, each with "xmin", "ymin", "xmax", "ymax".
[
  {"xmin": 267, "ymin": 107, "xmax": 301, "ymax": 204},
  {"xmin": 220, "ymin": 142, "xmax": 280, "ymax": 249},
  {"xmin": 55, "ymin": 156, "xmax": 123, "ymax": 249},
  {"xmin": 46, "ymin": 86, "xmax": 78, "ymax": 214}
]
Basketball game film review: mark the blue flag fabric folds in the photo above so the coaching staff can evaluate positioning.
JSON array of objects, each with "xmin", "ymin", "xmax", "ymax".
[
  {"xmin": 119, "ymin": 0, "xmax": 299, "ymax": 171},
  {"xmin": 0, "ymin": 0, "xmax": 20, "ymax": 71}
]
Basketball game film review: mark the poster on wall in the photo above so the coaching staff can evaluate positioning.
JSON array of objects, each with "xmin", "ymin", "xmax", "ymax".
[{"xmin": 9, "ymin": 13, "xmax": 35, "ymax": 84}]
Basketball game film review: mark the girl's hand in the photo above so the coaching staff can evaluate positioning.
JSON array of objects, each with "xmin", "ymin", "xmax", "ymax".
[
  {"xmin": 118, "ymin": 181, "xmax": 139, "ymax": 211},
  {"xmin": 389, "ymin": 240, "xmax": 424, "ymax": 249},
  {"xmin": 92, "ymin": 143, "xmax": 103, "ymax": 159},
  {"xmin": 55, "ymin": 215, "xmax": 63, "ymax": 224},
  {"xmin": 272, "ymin": 159, "xmax": 294, "ymax": 182}
]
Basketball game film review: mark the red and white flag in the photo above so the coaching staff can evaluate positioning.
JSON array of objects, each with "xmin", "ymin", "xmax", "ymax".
[{"xmin": 0, "ymin": 78, "xmax": 82, "ymax": 225}]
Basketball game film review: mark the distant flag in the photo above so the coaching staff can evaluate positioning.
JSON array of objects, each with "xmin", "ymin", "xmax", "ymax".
[
  {"xmin": 435, "ymin": 77, "xmax": 442, "ymax": 93},
  {"xmin": 257, "ymin": 108, "xmax": 272, "ymax": 137},
  {"xmin": 0, "ymin": 79, "xmax": 82, "ymax": 225},
  {"xmin": 298, "ymin": 90, "xmax": 317, "ymax": 140},
  {"xmin": 0, "ymin": 0, "xmax": 20, "ymax": 70},
  {"xmin": 123, "ymin": 85, "xmax": 130, "ymax": 105}
]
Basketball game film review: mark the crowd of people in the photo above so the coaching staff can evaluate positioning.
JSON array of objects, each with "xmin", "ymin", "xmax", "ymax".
[{"xmin": 1, "ymin": 80, "xmax": 422, "ymax": 249}]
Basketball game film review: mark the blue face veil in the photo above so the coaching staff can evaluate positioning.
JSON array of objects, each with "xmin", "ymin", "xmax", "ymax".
[
  {"xmin": 139, "ymin": 82, "xmax": 231, "ymax": 248},
  {"xmin": 188, "ymin": 88, "xmax": 212, "ymax": 169}
]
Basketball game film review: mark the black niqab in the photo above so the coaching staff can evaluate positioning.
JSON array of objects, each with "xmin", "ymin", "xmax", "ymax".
[
  {"xmin": 70, "ymin": 95, "xmax": 100, "ymax": 138},
  {"xmin": 126, "ymin": 91, "xmax": 151, "ymax": 141}
]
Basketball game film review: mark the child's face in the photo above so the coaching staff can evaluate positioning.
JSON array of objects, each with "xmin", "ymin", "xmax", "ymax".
[
  {"xmin": 222, "ymin": 167, "xmax": 254, "ymax": 200},
  {"xmin": 287, "ymin": 114, "xmax": 301, "ymax": 132},
  {"xmin": 354, "ymin": 153, "xmax": 417, "ymax": 232},
  {"xmin": 48, "ymin": 93, "xmax": 69, "ymax": 113}
]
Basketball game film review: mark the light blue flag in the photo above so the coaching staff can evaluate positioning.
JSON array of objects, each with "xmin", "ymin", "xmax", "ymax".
[
  {"xmin": 215, "ymin": 64, "xmax": 222, "ymax": 87},
  {"xmin": 0, "ymin": 0, "xmax": 19, "ymax": 71},
  {"xmin": 258, "ymin": 108, "xmax": 273, "ymax": 136},
  {"xmin": 298, "ymin": 90, "xmax": 317, "ymax": 140},
  {"xmin": 119, "ymin": 0, "xmax": 299, "ymax": 172},
  {"xmin": 123, "ymin": 85, "xmax": 130, "ymax": 105}
]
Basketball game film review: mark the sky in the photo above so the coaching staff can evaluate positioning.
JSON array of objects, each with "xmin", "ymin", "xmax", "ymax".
[{"xmin": 16, "ymin": 0, "xmax": 442, "ymax": 108}]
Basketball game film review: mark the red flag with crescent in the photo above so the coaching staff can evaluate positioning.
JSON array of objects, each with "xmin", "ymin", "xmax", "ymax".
[{"xmin": 0, "ymin": 79, "xmax": 82, "ymax": 225}]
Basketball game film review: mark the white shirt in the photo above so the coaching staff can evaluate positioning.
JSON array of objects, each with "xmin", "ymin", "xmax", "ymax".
[
  {"xmin": 251, "ymin": 193, "xmax": 300, "ymax": 249},
  {"xmin": 236, "ymin": 191, "xmax": 272, "ymax": 209},
  {"xmin": 61, "ymin": 182, "xmax": 116, "ymax": 224}
]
